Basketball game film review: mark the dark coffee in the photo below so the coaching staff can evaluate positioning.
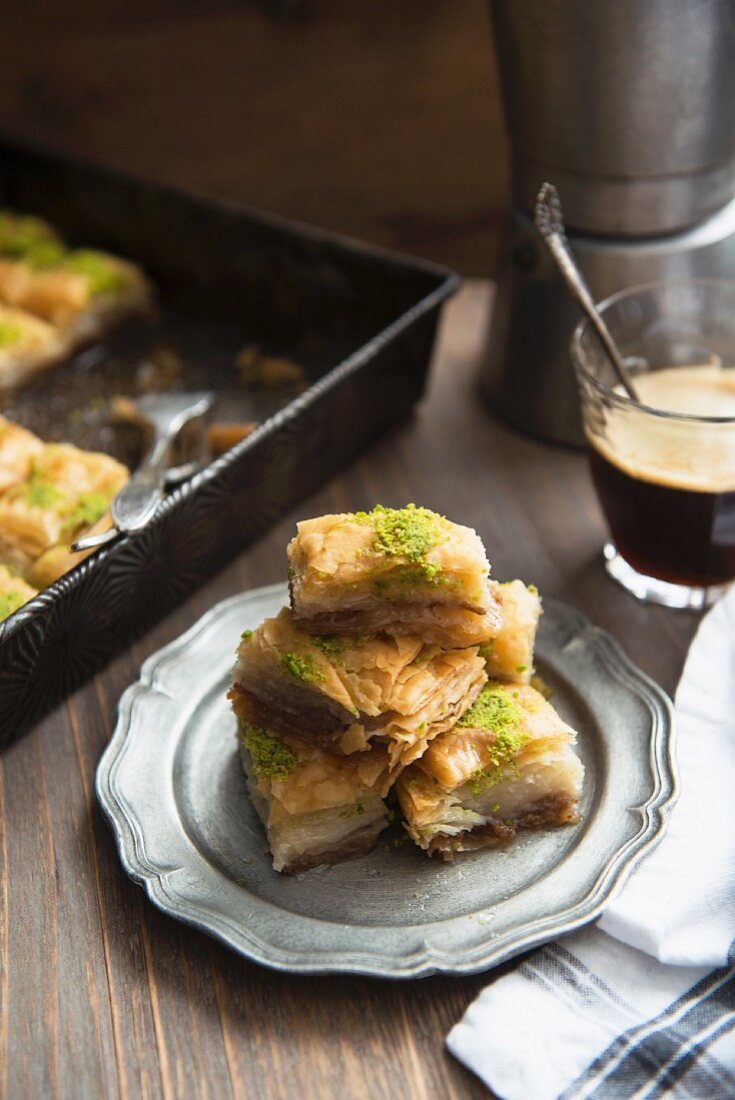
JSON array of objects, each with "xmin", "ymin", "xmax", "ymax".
[{"xmin": 588, "ymin": 444, "xmax": 735, "ymax": 587}]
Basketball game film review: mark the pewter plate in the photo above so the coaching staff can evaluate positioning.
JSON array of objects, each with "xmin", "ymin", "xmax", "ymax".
[{"xmin": 96, "ymin": 583, "xmax": 677, "ymax": 978}]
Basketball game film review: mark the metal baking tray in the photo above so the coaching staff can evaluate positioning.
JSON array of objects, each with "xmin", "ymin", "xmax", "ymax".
[{"xmin": 0, "ymin": 137, "xmax": 457, "ymax": 746}]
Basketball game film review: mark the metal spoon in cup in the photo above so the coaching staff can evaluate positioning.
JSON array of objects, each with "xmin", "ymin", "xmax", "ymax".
[{"xmin": 534, "ymin": 182, "xmax": 640, "ymax": 403}]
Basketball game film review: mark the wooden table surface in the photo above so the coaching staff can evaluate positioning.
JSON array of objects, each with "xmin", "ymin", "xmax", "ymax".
[{"xmin": 0, "ymin": 282, "xmax": 698, "ymax": 1100}]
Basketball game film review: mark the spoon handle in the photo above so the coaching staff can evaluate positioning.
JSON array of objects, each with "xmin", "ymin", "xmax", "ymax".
[{"xmin": 535, "ymin": 183, "xmax": 639, "ymax": 402}]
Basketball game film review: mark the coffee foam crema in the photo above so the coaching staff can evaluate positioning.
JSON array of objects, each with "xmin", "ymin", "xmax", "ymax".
[{"xmin": 588, "ymin": 366, "xmax": 735, "ymax": 493}]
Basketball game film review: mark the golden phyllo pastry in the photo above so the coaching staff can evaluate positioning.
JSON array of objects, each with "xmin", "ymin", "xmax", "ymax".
[
  {"xmin": 0, "ymin": 243, "xmax": 150, "ymax": 338},
  {"xmin": 234, "ymin": 713, "xmax": 392, "ymax": 874},
  {"xmin": 0, "ymin": 304, "xmax": 63, "ymax": 390},
  {"xmin": 482, "ymin": 580, "xmax": 542, "ymax": 685},
  {"xmin": 0, "ymin": 415, "xmax": 43, "ymax": 493},
  {"xmin": 0, "ymin": 442, "xmax": 128, "ymax": 568},
  {"xmin": 287, "ymin": 505, "xmax": 502, "ymax": 647},
  {"xmin": 0, "ymin": 564, "xmax": 37, "ymax": 622},
  {"xmin": 396, "ymin": 682, "xmax": 583, "ymax": 860},
  {"xmin": 230, "ymin": 607, "xmax": 486, "ymax": 767}
]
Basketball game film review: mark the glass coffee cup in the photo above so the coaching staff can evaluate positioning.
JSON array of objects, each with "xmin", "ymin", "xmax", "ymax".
[{"xmin": 571, "ymin": 279, "xmax": 735, "ymax": 609}]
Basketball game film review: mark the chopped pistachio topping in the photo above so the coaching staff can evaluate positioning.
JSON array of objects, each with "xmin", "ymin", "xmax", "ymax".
[
  {"xmin": 280, "ymin": 650, "xmax": 325, "ymax": 683},
  {"xmin": 10, "ymin": 472, "xmax": 65, "ymax": 511},
  {"xmin": 459, "ymin": 683, "xmax": 530, "ymax": 793},
  {"xmin": 24, "ymin": 240, "xmax": 66, "ymax": 271},
  {"xmin": 240, "ymin": 629, "xmax": 253, "ymax": 641},
  {"xmin": 352, "ymin": 504, "xmax": 445, "ymax": 585},
  {"xmin": 0, "ymin": 589, "xmax": 26, "ymax": 621},
  {"xmin": 459, "ymin": 683, "xmax": 522, "ymax": 731},
  {"xmin": 240, "ymin": 723, "xmax": 300, "ymax": 781},
  {"xmin": 61, "ymin": 491, "xmax": 109, "ymax": 534},
  {"xmin": 516, "ymin": 664, "xmax": 528, "ymax": 673},
  {"xmin": 0, "ymin": 213, "xmax": 57, "ymax": 257},
  {"xmin": 64, "ymin": 250, "xmax": 131, "ymax": 296},
  {"xmin": 311, "ymin": 634, "xmax": 350, "ymax": 661},
  {"xmin": 0, "ymin": 318, "xmax": 22, "ymax": 348}
]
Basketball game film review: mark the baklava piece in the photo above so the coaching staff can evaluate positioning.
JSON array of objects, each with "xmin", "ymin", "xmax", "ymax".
[
  {"xmin": 0, "ymin": 442, "xmax": 128, "ymax": 568},
  {"xmin": 482, "ymin": 580, "xmax": 541, "ymax": 685},
  {"xmin": 0, "ymin": 304, "xmax": 63, "ymax": 390},
  {"xmin": 234, "ymin": 714, "xmax": 392, "ymax": 874},
  {"xmin": 0, "ymin": 565, "xmax": 37, "ymax": 622},
  {"xmin": 396, "ymin": 682, "xmax": 583, "ymax": 860},
  {"xmin": 288, "ymin": 505, "xmax": 503, "ymax": 646},
  {"xmin": 0, "ymin": 245, "xmax": 151, "ymax": 341},
  {"xmin": 230, "ymin": 607, "xmax": 486, "ymax": 767}
]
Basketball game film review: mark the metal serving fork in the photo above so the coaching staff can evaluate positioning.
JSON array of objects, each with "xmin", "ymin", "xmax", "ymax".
[{"xmin": 71, "ymin": 390, "xmax": 214, "ymax": 553}]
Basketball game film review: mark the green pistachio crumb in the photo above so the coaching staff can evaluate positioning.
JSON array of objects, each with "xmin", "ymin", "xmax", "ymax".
[
  {"xmin": 0, "ymin": 212, "xmax": 58, "ymax": 257},
  {"xmin": 312, "ymin": 634, "xmax": 349, "ymax": 661},
  {"xmin": 61, "ymin": 491, "xmax": 109, "ymax": 534},
  {"xmin": 240, "ymin": 629, "xmax": 253, "ymax": 641},
  {"xmin": 0, "ymin": 589, "xmax": 26, "ymax": 621},
  {"xmin": 0, "ymin": 318, "xmax": 22, "ymax": 348},
  {"xmin": 459, "ymin": 683, "xmax": 529, "ymax": 794},
  {"xmin": 352, "ymin": 504, "xmax": 444, "ymax": 585},
  {"xmin": 64, "ymin": 250, "xmax": 131, "ymax": 296},
  {"xmin": 240, "ymin": 723, "xmax": 300, "ymax": 781},
  {"xmin": 11, "ymin": 475, "xmax": 65, "ymax": 511},
  {"xmin": 24, "ymin": 240, "xmax": 66, "ymax": 271},
  {"xmin": 516, "ymin": 664, "xmax": 528, "ymax": 673},
  {"xmin": 280, "ymin": 650, "xmax": 325, "ymax": 684},
  {"xmin": 491, "ymin": 802, "xmax": 500, "ymax": 814}
]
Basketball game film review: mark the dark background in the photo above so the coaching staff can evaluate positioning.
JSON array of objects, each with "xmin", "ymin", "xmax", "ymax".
[{"xmin": 0, "ymin": 0, "xmax": 508, "ymax": 275}]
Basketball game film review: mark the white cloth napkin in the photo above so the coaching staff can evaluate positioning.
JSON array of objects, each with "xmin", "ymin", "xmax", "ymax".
[{"xmin": 447, "ymin": 586, "xmax": 735, "ymax": 1099}]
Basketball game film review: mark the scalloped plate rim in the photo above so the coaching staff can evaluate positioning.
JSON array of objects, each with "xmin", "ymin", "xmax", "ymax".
[{"xmin": 96, "ymin": 584, "xmax": 678, "ymax": 978}]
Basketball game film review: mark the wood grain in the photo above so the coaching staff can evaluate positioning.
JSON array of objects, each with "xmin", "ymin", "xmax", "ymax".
[
  {"xmin": 0, "ymin": 1, "xmax": 508, "ymax": 275},
  {"xmin": 0, "ymin": 283, "xmax": 697, "ymax": 1099}
]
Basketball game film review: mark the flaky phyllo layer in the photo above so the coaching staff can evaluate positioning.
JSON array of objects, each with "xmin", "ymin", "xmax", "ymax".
[
  {"xmin": 287, "ymin": 506, "xmax": 503, "ymax": 646},
  {"xmin": 483, "ymin": 580, "xmax": 542, "ymax": 685},
  {"xmin": 236, "ymin": 719, "xmax": 391, "ymax": 874},
  {"xmin": 230, "ymin": 607, "xmax": 487, "ymax": 768},
  {"xmin": 396, "ymin": 682, "xmax": 583, "ymax": 859}
]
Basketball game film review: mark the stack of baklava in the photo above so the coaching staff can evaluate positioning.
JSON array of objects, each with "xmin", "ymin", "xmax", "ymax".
[
  {"xmin": 0, "ymin": 210, "xmax": 150, "ymax": 389},
  {"xmin": 229, "ymin": 505, "xmax": 584, "ymax": 874},
  {"xmin": 0, "ymin": 414, "xmax": 129, "ymax": 619}
]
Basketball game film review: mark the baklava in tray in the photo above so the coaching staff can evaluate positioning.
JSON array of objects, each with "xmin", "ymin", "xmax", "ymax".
[{"xmin": 0, "ymin": 137, "xmax": 456, "ymax": 745}]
